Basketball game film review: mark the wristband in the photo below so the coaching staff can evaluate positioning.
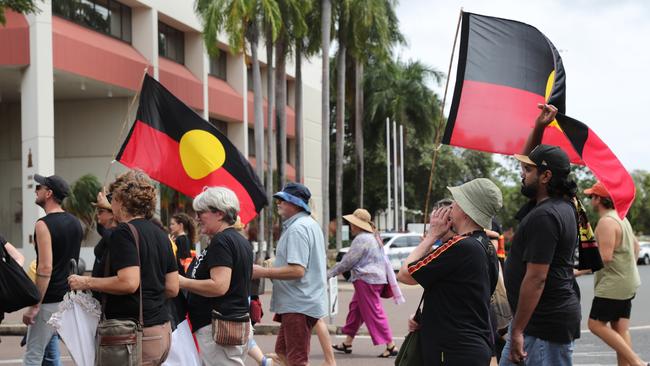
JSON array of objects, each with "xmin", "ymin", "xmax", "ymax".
[{"xmin": 433, "ymin": 239, "xmax": 443, "ymax": 247}]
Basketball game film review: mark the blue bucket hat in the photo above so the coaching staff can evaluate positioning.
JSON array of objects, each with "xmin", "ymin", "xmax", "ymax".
[{"xmin": 273, "ymin": 182, "xmax": 311, "ymax": 214}]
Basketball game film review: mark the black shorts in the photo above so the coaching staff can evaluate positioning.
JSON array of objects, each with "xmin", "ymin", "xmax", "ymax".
[{"xmin": 589, "ymin": 296, "xmax": 634, "ymax": 322}]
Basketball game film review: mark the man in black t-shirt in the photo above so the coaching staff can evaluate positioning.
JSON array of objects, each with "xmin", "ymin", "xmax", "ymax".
[
  {"xmin": 501, "ymin": 104, "xmax": 581, "ymax": 366},
  {"xmin": 23, "ymin": 174, "xmax": 82, "ymax": 366}
]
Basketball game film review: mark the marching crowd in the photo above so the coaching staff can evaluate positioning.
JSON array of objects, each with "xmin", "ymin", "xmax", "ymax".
[{"xmin": 1, "ymin": 103, "xmax": 646, "ymax": 365}]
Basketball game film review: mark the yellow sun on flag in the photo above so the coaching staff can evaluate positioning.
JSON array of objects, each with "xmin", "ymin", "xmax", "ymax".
[
  {"xmin": 179, "ymin": 129, "xmax": 226, "ymax": 179},
  {"xmin": 545, "ymin": 70, "xmax": 562, "ymax": 131}
]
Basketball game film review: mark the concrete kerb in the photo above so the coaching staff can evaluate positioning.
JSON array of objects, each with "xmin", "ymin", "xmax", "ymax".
[{"xmin": 0, "ymin": 323, "xmax": 366, "ymax": 336}]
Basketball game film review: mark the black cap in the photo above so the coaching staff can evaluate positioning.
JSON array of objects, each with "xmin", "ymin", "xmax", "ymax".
[
  {"xmin": 34, "ymin": 174, "xmax": 70, "ymax": 200},
  {"xmin": 514, "ymin": 144, "xmax": 570, "ymax": 176}
]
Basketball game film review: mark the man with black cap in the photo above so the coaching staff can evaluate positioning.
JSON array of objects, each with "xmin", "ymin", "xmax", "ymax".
[
  {"xmin": 501, "ymin": 104, "xmax": 581, "ymax": 366},
  {"xmin": 253, "ymin": 182, "xmax": 327, "ymax": 366},
  {"xmin": 23, "ymin": 174, "xmax": 82, "ymax": 365}
]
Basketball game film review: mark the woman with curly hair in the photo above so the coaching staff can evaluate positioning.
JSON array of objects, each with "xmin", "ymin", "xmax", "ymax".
[{"xmin": 68, "ymin": 170, "xmax": 179, "ymax": 365}]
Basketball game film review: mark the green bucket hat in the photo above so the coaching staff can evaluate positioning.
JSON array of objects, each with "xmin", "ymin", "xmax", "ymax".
[{"xmin": 447, "ymin": 178, "xmax": 503, "ymax": 229}]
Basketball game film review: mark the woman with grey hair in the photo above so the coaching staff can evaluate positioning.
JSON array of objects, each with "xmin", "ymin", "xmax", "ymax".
[
  {"xmin": 179, "ymin": 187, "xmax": 254, "ymax": 366},
  {"xmin": 397, "ymin": 178, "xmax": 501, "ymax": 365}
]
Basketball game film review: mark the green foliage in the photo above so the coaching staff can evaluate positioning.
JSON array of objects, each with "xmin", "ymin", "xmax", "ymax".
[
  {"xmin": 63, "ymin": 174, "xmax": 102, "ymax": 238},
  {"xmin": 0, "ymin": 0, "xmax": 41, "ymax": 25},
  {"xmin": 194, "ymin": 0, "xmax": 281, "ymax": 56},
  {"xmin": 627, "ymin": 170, "xmax": 650, "ymax": 235}
]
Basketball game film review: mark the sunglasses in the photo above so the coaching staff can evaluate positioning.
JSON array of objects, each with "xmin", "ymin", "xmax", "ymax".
[
  {"xmin": 106, "ymin": 193, "xmax": 113, "ymax": 203},
  {"xmin": 35, "ymin": 184, "xmax": 49, "ymax": 192}
]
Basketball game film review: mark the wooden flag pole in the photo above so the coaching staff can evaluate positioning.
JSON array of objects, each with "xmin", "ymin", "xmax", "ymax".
[
  {"xmin": 104, "ymin": 67, "xmax": 149, "ymax": 186},
  {"xmin": 422, "ymin": 8, "xmax": 463, "ymax": 229}
]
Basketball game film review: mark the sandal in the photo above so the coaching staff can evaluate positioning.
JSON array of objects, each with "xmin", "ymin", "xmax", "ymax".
[
  {"xmin": 378, "ymin": 344, "xmax": 398, "ymax": 358},
  {"xmin": 332, "ymin": 342, "xmax": 352, "ymax": 354}
]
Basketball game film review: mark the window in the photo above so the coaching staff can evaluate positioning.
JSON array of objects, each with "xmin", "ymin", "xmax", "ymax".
[
  {"xmin": 390, "ymin": 236, "xmax": 410, "ymax": 248},
  {"xmin": 209, "ymin": 52, "xmax": 227, "ymax": 80},
  {"xmin": 407, "ymin": 236, "xmax": 423, "ymax": 246},
  {"xmin": 247, "ymin": 128, "xmax": 256, "ymax": 157},
  {"xmin": 247, "ymin": 65, "xmax": 253, "ymax": 91},
  {"xmin": 209, "ymin": 118, "xmax": 228, "ymax": 136},
  {"xmin": 159, "ymin": 22, "xmax": 185, "ymax": 64},
  {"xmin": 53, "ymin": 0, "xmax": 132, "ymax": 43}
]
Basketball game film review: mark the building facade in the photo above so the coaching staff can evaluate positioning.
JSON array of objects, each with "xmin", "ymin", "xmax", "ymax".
[{"xmin": 0, "ymin": 0, "xmax": 323, "ymax": 264}]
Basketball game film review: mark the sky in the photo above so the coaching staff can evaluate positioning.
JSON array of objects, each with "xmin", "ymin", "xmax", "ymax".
[{"xmin": 396, "ymin": 0, "xmax": 650, "ymax": 172}]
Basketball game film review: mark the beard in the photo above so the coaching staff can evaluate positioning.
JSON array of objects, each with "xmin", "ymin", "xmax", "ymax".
[
  {"xmin": 35, "ymin": 197, "xmax": 45, "ymax": 208},
  {"xmin": 521, "ymin": 180, "xmax": 539, "ymax": 199}
]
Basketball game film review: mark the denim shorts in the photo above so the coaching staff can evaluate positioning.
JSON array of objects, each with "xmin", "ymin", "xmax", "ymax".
[{"xmin": 499, "ymin": 330, "xmax": 574, "ymax": 366}]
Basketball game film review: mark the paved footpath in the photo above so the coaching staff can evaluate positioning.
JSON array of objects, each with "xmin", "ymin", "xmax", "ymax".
[{"xmin": 1, "ymin": 265, "xmax": 649, "ymax": 365}]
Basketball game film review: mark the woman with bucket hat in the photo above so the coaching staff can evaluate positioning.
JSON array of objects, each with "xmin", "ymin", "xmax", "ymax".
[
  {"xmin": 328, "ymin": 209, "xmax": 401, "ymax": 358},
  {"xmin": 398, "ymin": 178, "xmax": 501, "ymax": 366}
]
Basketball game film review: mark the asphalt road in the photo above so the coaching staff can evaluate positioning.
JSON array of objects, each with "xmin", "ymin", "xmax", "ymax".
[{"xmin": 1, "ymin": 265, "xmax": 649, "ymax": 365}]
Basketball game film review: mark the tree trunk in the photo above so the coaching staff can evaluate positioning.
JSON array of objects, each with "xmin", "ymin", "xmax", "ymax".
[
  {"xmin": 265, "ymin": 34, "xmax": 275, "ymax": 259},
  {"xmin": 355, "ymin": 59, "xmax": 364, "ymax": 208},
  {"xmin": 321, "ymin": 0, "xmax": 331, "ymax": 245},
  {"xmin": 275, "ymin": 33, "xmax": 287, "ymax": 190},
  {"xmin": 295, "ymin": 44, "xmax": 303, "ymax": 183},
  {"xmin": 335, "ymin": 45, "xmax": 346, "ymax": 251},
  {"xmin": 250, "ymin": 28, "xmax": 265, "ymax": 262}
]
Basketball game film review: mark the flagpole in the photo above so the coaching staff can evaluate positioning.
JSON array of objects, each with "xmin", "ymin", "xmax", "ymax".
[
  {"xmin": 422, "ymin": 8, "xmax": 463, "ymax": 230},
  {"xmin": 400, "ymin": 124, "xmax": 405, "ymax": 231},
  {"xmin": 386, "ymin": 118, "xmax": 391, "ymax": 231},
  {"xmin": 104, "ymin": 67, "xmax": 149, "ymax": 186},
  {"xmin": 393, "ymin": 120, "xmax": 399, "ymax": 231}
]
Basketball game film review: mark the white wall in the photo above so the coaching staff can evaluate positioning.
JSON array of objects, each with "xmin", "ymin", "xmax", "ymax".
[{"xmin": 54, "ymin": 98, "xmax": 132, "ymax": 185}]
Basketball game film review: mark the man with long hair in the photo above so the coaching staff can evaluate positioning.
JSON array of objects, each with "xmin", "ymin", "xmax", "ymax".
[{"xmin": 501, "ymin": 104, "xmax": 581, "ymax": 365}]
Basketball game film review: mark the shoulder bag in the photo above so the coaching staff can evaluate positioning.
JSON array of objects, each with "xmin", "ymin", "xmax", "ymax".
[
  {"xmin": 95, "ymin": 223, "xmax": 143, "ymax": 366},
  {"xmin": 394, "ymin": 294, "xmax": 424, "ymax": 366}
]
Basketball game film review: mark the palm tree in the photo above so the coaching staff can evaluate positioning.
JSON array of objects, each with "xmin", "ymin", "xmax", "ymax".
[
  {"xmin": 274, "ymin": 0, "xmax": 308, "ymax": 190},
  {"xmin": 347, "ymin": 0, "xmax": 404, "ymax": 208},
  {"xmin": 364, "ymin": 58, "xmax": 443, "ymax": 143},
  {"xmin": 264, "ymin": 22, "xmax": 276, "ymax": 258},
  {"xmin": 321, "ymin": 0, "xmax": 332, "ymax": 244},
  {"xmin": 0, "ymin": 0, "xmax": 40, "ymax": 25},
  {"xmin": 63, "ymin": 174, "xmax": 102, "ymax": 239},
  {"xmin": 333, "ymin": 0, "xmax": 349, "ymax": 250},
  {"xmin": 195, "ymin": 0, "xmax": 280, "ymax": 261},
  {"xmin": 292, "ymin": 1, "xmax": 320, "ymax": 183}
]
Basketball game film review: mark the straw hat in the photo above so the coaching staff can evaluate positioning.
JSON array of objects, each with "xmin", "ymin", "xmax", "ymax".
[
  {"xmin": 447, "ymin": 178, "xmax": 502, "ymax": 229},
  {"xmin": 343, "ymin": 209, "xmax": 374, "ymax": 233}
]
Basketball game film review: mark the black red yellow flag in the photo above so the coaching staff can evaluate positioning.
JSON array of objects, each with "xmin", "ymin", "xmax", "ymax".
[
  {"xmin": 116, "ymin": 74, "xmax": 267, "ymax": 224},
  {"xmin": 442, "ymin": 11, "xmax": 635, "ymax": 218}
]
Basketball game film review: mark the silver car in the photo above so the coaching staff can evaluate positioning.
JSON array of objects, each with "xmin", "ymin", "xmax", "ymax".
[{"xmin": 638, "ymin": 242, "xmax": 650, "ymax": 265}]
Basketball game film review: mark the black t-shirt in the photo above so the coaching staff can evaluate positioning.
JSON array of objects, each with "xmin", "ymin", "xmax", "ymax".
[
  {"xmin": 175, "ymin": 234, "xmax": 192, "ymax": 259},
  {"xmin": 187, "ymin": 228, "xmax": 253, "ymax": 331},
  {"xmin": 408, "ymin": 231, "xmax": 498, "ymax": 360},
  {"xmin": 104, "ymin": 219, "xmax": 178, "ymax": 327},
  {"xmin": 504, "ymin": 198, "xmax": 581, "ymax": 343},
  {"xmin": 92, "ymin": 226, "xmax": 115, "ymax": 300},
  {"xmin": 35, "ymin": 212, "xmax": 82, "ymax": 303}
]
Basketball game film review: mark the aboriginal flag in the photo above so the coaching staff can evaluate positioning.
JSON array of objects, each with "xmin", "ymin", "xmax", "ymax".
[
  {"xmin": 442, "ymin": 12, "xmax": 635, "ymax": 218},
  {"xmin": 116, "ymin": 74, "xmax": 267, "ymax": 224}
]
